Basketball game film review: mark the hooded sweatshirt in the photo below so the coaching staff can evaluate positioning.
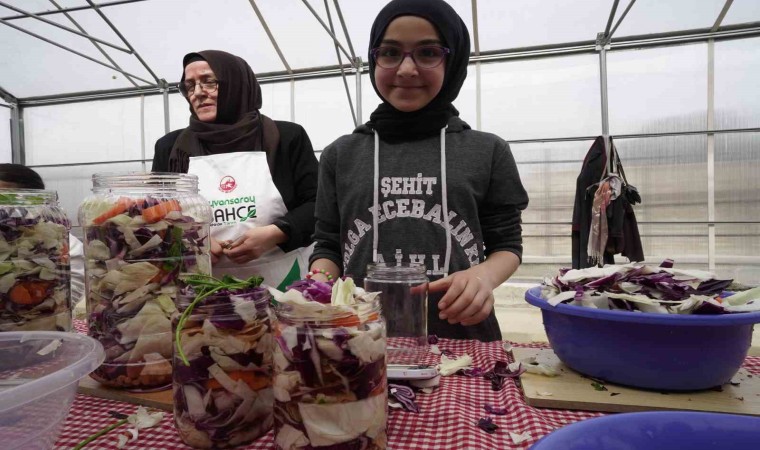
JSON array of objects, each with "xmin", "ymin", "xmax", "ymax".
[{"xmin": 311, "ymin": 116, "xmax": 529, "ymax": 341}]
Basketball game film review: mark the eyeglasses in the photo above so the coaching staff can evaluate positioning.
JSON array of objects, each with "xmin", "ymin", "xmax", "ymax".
[
  {"xmin": 371, "ymin": 45, "xmax": 450, "ymax": 69},
  {"xmin": 179, "ymin": 79, "xmax": 219, "ymax": 97}
]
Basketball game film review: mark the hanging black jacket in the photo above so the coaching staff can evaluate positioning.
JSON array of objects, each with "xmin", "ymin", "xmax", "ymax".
[{"xmin": 572, "ymin": 136, "xmax": 644, "ymax": 268}]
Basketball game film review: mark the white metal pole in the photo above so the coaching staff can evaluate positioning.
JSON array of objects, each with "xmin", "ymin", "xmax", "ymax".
[
  {"xmin": 597, "ymin": 33, "xmax": 611, "ymax": 165},
  {"xmin": 9, "ymin": 103, "xmax": 23, "ymax": 164},
  {"xmin": 162, "ymin": 80, "xmax": 170, "ymax": 134},
  {"xmin": 707, "ymin": 39, "xmax": 716, "ymax": 272},
  {"xmin": 355, "ymin": 57, "xmax": 362, "ymax": 125}
]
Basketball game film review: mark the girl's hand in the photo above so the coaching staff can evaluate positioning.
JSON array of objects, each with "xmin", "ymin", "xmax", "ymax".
[
  {"xmin": 223, "ymin": 225, "xmax": 287, "ymax": 264},
  {"xmin": 309, "ymin": 272, "xmax": 331, "ymax": 283},
  {"xmin": 429, "ymin": 269, "xmax": 495, "ymax": 326}
]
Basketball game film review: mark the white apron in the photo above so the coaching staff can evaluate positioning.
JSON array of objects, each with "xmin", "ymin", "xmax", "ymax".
[{"xmin": 188, "ymin": 152, "xmax": 312, "ymax": 290}]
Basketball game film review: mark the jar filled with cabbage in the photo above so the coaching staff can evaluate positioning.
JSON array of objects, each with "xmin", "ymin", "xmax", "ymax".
[
  {"xmin": 0, "ymin": 189, "xmax": 71, "ymax": 332},
  {"xmin": 79, "ymin": 173, "xmax": 211, "ymax": 389},
  {"xmin": 271, "ymin": 278, "xmax": 387, "ymax": 450},
  {"xmin": 173, "ymin": 274, "xmax": 273, "ymax": 449}
]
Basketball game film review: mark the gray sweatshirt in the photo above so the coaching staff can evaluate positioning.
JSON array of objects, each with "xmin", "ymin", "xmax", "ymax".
[{"xmin": 311, "ymin": 116, "xmax": 529, "ymax": 341}]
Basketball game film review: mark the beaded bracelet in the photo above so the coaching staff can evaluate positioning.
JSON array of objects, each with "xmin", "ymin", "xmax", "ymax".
[{"xmin": 306, "ymin": 269, "xmax": 334, "ymax": 281}]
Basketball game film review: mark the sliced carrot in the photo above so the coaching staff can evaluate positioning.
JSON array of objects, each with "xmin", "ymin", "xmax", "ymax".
[
  {"xmin": 8, "ymin": 284, "xmax": 32, "ymax": 305},
  {"xmin": 9, "ymin": 281, "xmax": 52, "ymax": 306},
  {"xmin": 142, "ymin": 199, "xmax": 181, "ymax": 224},
  {"xmin": 205, "ymin": 370, "xmax": 270, "ymax": 391},
  {"xmin": 330, "ymin": 311, "xmax": 378, "ymax": 328},
  {"xmin": 331, "ymin": 314, "xmax": 361, "ymax": 328},
  {"xmin": 149, "ymin": 269, "xmax": 166, "ymax": 284},
  {"xmin": 92, "ymin": 197, "xmax": 134, "ymax": 225},
  {"xmin": 60, "ymin": 239, "xmax": 70, "ymax": 264}
]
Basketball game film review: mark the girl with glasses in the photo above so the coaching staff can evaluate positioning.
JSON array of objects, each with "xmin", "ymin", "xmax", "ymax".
[
  {"xmin": 152, "ymin": 50, "xmax": 318, "ymax": 290},
  {"xmin": 309, "ymin": 0, "xmax": 529, "ymax": 342}
]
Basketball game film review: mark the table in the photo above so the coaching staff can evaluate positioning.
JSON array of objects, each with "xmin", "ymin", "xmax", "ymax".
[
  {"xmin": 54, "ymin": 326, "xmax": 596, "ymax": 450},
  {"xmin": 55, "ymin": 322, "xmax": 759, "ymax": 449}
]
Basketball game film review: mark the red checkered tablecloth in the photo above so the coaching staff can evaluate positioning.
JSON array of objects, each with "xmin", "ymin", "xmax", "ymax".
[{"xmin": 57, "ymin": 321, "xmax": 760, "ymax": 449}]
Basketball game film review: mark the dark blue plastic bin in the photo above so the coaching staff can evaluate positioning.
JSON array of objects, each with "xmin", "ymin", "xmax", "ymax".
[
  {"xmin": 525, "ymin": 286, "xmax": 760, "ymax": 390},
  {"xmin": 530, "ymin": 411, "xmax": 760, "ymax": 450}
]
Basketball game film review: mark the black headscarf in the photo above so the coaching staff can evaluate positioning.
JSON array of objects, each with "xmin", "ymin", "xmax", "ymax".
[
  {"xmin": 0, "ymin": 164, "xmax": 45, "ymax": 189},
  {"xmin": 367, "ymin": 0, "xmax": 470, "ymax": 142},
  {"xmin": 168, "ymin": 50, "xmax": 280, "ymax": 173}
]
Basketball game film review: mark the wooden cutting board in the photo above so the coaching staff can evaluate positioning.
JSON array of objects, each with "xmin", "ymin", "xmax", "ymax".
[
  {"xmin": 513, "ymin": 347, "xmax": 760, "ymax": 416},
  {"xmin": 78, "ymin": 377, "xmax": 174, "ymax": 412}
]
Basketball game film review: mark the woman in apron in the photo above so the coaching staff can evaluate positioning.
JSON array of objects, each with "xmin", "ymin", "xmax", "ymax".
[{"xmin": 152, "ymin": 50, "xmax": 318, "ymax": 290}]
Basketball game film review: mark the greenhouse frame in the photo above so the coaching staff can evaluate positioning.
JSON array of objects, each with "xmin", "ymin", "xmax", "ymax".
[{"xmin": 1, "ymin": 0, "xmax": 759, "ymax": 281}]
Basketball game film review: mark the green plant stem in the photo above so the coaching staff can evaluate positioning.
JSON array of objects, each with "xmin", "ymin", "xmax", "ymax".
[
  {"xmin": 175, "ymin": 285, "xmax": 223, "ymax": 366},
  {"xmin": 175, "ymin": 274, "xmax": 265, "ymax": 366},
  {"xmin": 72, "ymin": 418, "xmax": 127, "ymax": 450}
]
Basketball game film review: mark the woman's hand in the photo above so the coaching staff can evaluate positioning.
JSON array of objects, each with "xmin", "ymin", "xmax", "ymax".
[
  {"xmin": 222, "ymin": 225, "xmax": 287, "ymax": 264},
  {"xmin": 429, "ymin": 269, "xmax": 495, "ymax": 326},
  {"xmin": 210, "ymin": 238, "xmax": 224, "ymax": 265}
]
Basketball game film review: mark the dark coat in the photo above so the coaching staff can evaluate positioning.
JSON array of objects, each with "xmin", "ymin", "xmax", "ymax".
[{"xmin": 572, "ymin": 137, "xmax": 644, "ymax": 269}]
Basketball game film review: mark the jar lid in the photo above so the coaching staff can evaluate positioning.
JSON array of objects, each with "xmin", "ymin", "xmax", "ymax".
[
  {"xmin": 0, "ymin": 188, "xmax": 58, "ymax": 205},
  {"xmin": 366, "ymin": 262, "xmax": 427, "ymax": 280},
  {"xmin": 92, "ymin": 172, "xmax": 199, "ymax": 194}
]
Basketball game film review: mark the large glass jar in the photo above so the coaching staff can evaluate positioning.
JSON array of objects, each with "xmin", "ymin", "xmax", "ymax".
[
  {"xmin": 173, "ymin": 282, "xmax": 273, "ymax": 448},
  {"xmin": 0, "ymin": 189, "xmax": 71, "ymax": 332},
  {"xmin": 364, "ymin": 262, "xmax": 428, "ymax": 365},
  {"xmin": 272, "ymin": 295, "xmax": 387, "ymax": 450},
  {"xmin": 78, "ymin": 173, "xmax": 211, "ymax": 389}
]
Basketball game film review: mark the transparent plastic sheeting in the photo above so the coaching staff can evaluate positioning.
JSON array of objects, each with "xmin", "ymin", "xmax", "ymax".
[
  {"xmin": 476, "ymin": 0, "xmax": 609, "ymax": 51},
  {"xmin": 715, "ymin": 132, "xmax": 760, "ymax": 222},
  {"xmin": 1, "ymin": 0, "xmax": 756, "ymax": 97},
  {"xmin": 612, "ymin": 0, "xmax": 726, "ymax": 37},
  {"xmin": 24, "ymin": 98, "xmax": 144, "ymax": 166},
  {"xmin": 715, "ymin": 37, "xmax": 760, "ymax": 130},
  {"xmin": 614, "ymin": 134, "xmax": 708, "ymax": 222},
  {"xmin": 722, "ymin": 0, "xmax": 760, "ymax": 26},
  {"xmin": 0, "ymin": 106, "xmax": 10, "ymax": 163},
  {"xmin": 608, "ymin": 44, "xmax": 708, "ymax": 135},
  {"xmin": 480, "ymin": 54, "xmax": 601, "ymax": 140},
  {"xmin": 510, "ymin": 140, "xmax": 595, "ymax": 225}
]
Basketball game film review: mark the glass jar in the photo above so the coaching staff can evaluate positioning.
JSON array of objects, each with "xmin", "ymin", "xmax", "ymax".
[
  {"xmin": 272, "ymin": 297, "xmax": 387, "ymax": 450},
  {"xmin": 78, "ymin": 173, "xmax": 212, "ymax": 389},
  {"xmin": 173, "ymin": 285, "xmax": 273, "ymax": 449},
  {"xmin": 0, "ymin": 189, "xmax": 71, "ymax": 332},
  {"xmin": 364, "ymin": 262, "xmax": 428, "ymax": 365}
]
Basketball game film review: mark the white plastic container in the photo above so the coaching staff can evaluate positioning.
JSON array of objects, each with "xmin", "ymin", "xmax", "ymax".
[{"xmin": 0, "ymin": 331, "xmax": 105, "ymax": 449}]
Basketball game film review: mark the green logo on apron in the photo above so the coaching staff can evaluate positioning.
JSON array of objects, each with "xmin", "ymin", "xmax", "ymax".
[
  {"xmin": 240, "ymin": 208, "xmax": 257, "ymax": 222},
  {"xmin": 276, "ymin": 259, "xmax": 302, "ymax": 291}
]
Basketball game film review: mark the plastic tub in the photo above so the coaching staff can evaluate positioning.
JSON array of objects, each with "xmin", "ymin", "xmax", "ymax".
[
  {"xmin": 530, "ymin": 411, "xmax": 760, "ymax": 449},
  {"xmin": 0, "ymin": 331, "xmax": 105, "ymax": 450},
  {"xmin": 525, "ymin": 286, "xmax": 760, "ymax": 390}
]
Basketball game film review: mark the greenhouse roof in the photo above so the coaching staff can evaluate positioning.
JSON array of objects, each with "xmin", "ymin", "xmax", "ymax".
[{"xmin": 1, "ymin": 0, "xmax": 760, "ymax": 104}]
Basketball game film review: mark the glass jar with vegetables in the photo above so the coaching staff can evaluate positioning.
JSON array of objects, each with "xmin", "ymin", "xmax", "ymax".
[
  {"xmin": 0, "ymin": 189, "xmax": 71, "ymax": 332},
  {"xmin": 271, "ymin": 278, "xmax": 388, "ymax": 450},
  {"xmin": 173, "ymin": 274, "xmax": 273, "ymax": 449},
  {"xmin": 78, "ymin": 173, "xmax": 212, "ymax": 389}
]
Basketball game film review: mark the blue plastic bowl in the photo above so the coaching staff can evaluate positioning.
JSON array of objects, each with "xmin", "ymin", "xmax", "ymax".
[
  {"xmin": 525, "ymin": 286, "xmax": 760, "ymax": 390},
  {"xmin": 530, "ymin": 411, "xmax": 760, "ymax": 450}
]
